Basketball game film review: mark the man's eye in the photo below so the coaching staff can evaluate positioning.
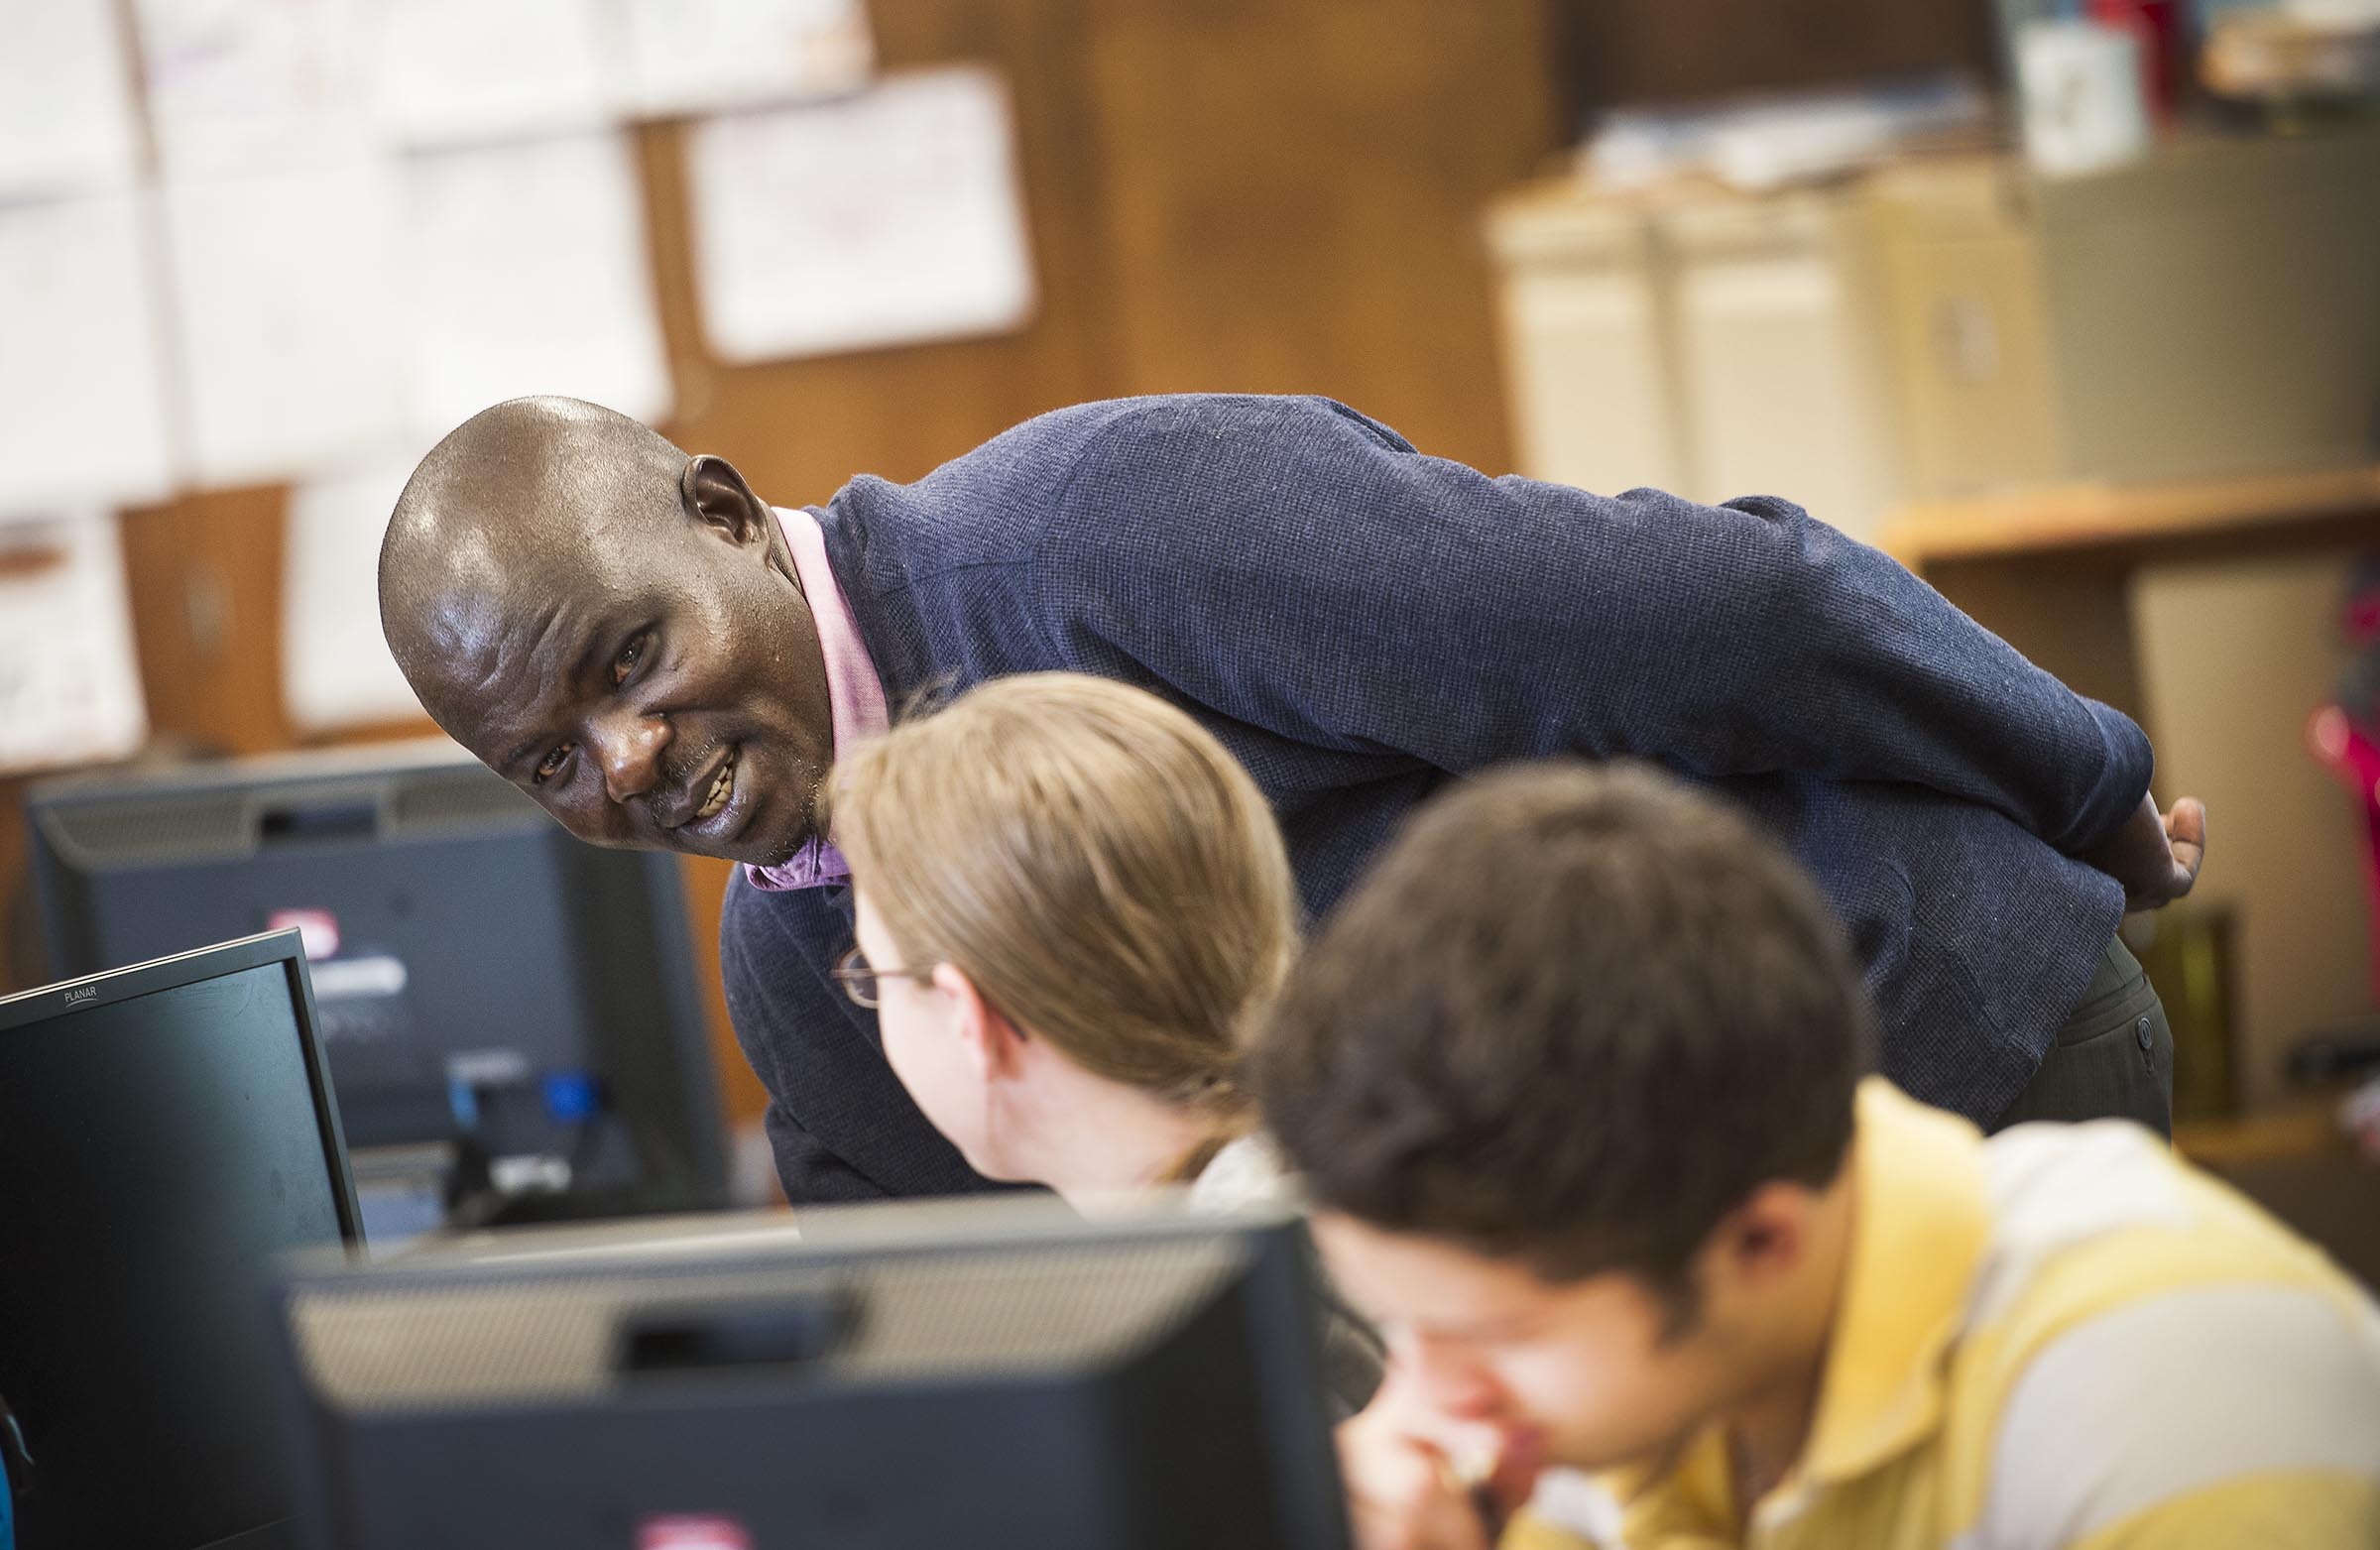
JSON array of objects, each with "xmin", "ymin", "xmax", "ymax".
[
  {"xmin": 611, "ymin": 635, "xmax": 647, "ymax": 687},
  {"xmin": 533, "ymin": 744, "xmax": 573, "ymax": 784}
]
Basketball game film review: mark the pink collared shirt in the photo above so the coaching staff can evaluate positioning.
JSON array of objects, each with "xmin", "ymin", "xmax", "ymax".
[{"xmin": 742, "ymin": 508, "xmax": 890, "ymax": 893}]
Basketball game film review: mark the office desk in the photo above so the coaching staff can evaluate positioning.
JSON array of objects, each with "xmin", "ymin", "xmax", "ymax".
[{"xmin": 1880, "ymin": 465, "xmax": 2380, "ymax": 723}]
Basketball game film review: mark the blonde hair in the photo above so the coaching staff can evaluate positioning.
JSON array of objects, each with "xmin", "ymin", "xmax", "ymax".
[{"xmin": 832, "ymin": 673, "xmax": 1298, "ymax": 1129}]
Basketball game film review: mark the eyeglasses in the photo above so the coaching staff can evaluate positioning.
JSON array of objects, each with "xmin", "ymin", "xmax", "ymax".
[{"xmin": 833, "ymin": 945, "xmax": 932, "ymax": 1010}]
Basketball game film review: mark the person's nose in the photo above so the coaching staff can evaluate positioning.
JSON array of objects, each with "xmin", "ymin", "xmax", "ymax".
[
  {"xmin": 590, "ymin": 707, "xmax": 670, "ymax": 805},
  {"xmin": 1390, "ymin": 1329, "xmax": 1504, "ymax": 1421}
]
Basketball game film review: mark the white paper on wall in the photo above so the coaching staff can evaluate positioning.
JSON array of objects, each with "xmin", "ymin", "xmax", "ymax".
[
  {"xmin": 159, "ymin": 159, "xmax": 412, "ymax": 487},
  {"xmin": 364, "ymin": 0, "xmax": 617, "ymax": 148},
  {"xmin": 132, "ymin": 0, "xmax": 373, "ymax": 175},
  {"xmin": 0, "ymin": 194, "xmax": 178, "ymax": 518},
  {"xmin": 0, "ymin": 0, "xmax": 142, "ymax": 196},
  {"xmin": 686, "ymin": 66, "xmax": 1036, "ymax": 363},
  {"xmin": 614, "ymin": 0, "xmax": 872, "ymax": 118},
  {"xmin": 400, "ymin": 131, "xmax": 672, "ymax": 439},
  {"xmin": 0, "ymin": 513, "xmax": 148, "ymax": 775},
  {"xmin": 282, "ymin": 459, "xmax": 427, "ymax": 732}
]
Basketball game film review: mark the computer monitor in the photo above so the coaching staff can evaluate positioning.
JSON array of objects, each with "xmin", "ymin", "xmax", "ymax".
[
  {"xmin": 24, "ymin": 742, "xmax": 729, "ymax": 1236},
  {"xmin": 270, "ymin": 1202, "xmax": 1354, "ymax": 1550},
  {"xmin": 0, "ymin": 930, "xmax": 362, "ymax": 1550}
]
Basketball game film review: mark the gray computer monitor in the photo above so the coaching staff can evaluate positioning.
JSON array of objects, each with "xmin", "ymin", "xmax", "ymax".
[
  {"xmin": 271, "ymin": 1203, "xmax": 1354, "ymax": 1550},
  {"xmin": 0, "ymin": 930, "xmax": 362, "ymax": 1550},
  {"xmin": 23, "ymin": 742, "xmax": 729, "ymax": 1234}
]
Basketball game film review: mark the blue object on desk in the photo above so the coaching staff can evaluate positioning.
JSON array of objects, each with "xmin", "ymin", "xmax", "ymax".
[
  {"xmin": 447, "ymin": 1074, "xmax": 481, "ymax": 1131},
  {"xmin": 541, "ymin": 1069, "xmax": 602, "ymax": 1125}
]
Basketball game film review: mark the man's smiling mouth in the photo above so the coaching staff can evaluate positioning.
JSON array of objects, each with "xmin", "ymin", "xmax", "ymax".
[{"xmin": 692, "ymin": 746, "xmax": 738, "ymax": 822}]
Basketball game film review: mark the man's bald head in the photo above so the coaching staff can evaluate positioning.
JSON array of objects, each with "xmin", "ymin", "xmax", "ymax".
[
  {"xmin": 380, "ymin": 396, "xmax": 684, "ymax": 683},
  {"xmin": 377, "ymin": 396, "xmax": 835, "ymax": 865}
]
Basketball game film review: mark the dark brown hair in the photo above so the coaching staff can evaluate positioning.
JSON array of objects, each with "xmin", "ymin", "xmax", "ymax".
[{"xmin": 1254, "ymin": 761, "xmax": 1870, "ymax": 1297}]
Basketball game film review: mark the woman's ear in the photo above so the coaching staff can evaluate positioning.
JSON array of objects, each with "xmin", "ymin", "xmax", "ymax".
[{"xmin": 933, "ymin": 962, "xmax": 1026, "ymax": 1081}]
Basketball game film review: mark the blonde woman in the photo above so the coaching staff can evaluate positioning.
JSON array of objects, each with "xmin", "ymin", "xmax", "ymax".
[
  {"xmin": 829, "ymin": 671, "xmax": 1380, "ymax": 1405},
  {"xmin": 832, "ymin": 672, "xmax": 1299, "ymax": 1204}
]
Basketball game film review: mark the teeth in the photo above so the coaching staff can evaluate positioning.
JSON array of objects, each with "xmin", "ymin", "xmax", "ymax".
[{"xmin": 694, "ymin": 752, "xmax": 736, "ymax": 821}]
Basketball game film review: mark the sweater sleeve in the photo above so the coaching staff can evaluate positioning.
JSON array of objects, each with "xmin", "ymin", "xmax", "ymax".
[{"xmin": 1032, "ymin": 396, "xmax": 2152, "ymax": 855}]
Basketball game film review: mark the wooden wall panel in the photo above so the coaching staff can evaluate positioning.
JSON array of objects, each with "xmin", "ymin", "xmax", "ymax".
[
  {"xmin": 1552, "ymin": 0, "xmax": 2000, "ymax": 120},
  {"xmin": 642, "ymin": 0, "xmax": 1120, "ymax": 498},
  {"xmin": 1081, "ymin": 0, "xmax": 1557, "ymax": 471},
  {"xmin": 118, "ymin": 489, "xmax": 291, "ymax": 756}
]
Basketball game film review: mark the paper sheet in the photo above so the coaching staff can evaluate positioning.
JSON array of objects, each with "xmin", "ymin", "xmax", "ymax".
[
  {"xmin": 686, "ymin": 66, "xmax": 1036, "ymax": 363},
  {"xmin": 365, "ymin": 0, "xmax": 616, "ymax": 148},
  {"xmin": 401, "ymin": 132, "xmax": 672, "ymax": 439},
  {"xmin": 0, "ymin": 0, "xmax": 142, "ymax": 196},
  {"xmin": 283, "ymin": 460, "xmax": 428, "ymax": 732},
  {"xmin": 0, "ymin": 194, "xmax": 178, "ymax": 518},
  {"xmin": 133, "ymin": 0, "xmax": 372, "ymax": 175},
  {"xmin": 160, "ymin": 160, "xmax": 412, "ymax": 487},
  {"xmin": 0, "ymin": 513, "xmax": 149, "ymax": 775},
  {"xmin": 615, "ymin": 0, "xmax": 872, "ymax": 118}
]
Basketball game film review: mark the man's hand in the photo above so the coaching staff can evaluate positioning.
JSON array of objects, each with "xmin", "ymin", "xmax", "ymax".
[
  {"xmin": 2081, "ymin": 792, "xmax": 2207, "ymax": 911},
  {"xmin": 1338, "ymin": 1405, "xmax": 1494, "ymax": 1550},
  {"xmin": 1336, "ymin": 1363, "xmax": 1540, "ymax": 1550}
]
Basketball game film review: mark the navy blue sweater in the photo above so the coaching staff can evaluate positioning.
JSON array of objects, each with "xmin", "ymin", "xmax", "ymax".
[{"xmin": 722, "ymin": 395, "xmax": 2150, "ymax": 1204}]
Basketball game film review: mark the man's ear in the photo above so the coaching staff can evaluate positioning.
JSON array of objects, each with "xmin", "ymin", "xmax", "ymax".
[
  {"xmin": 679, "ymin": 454, "xmax": 773, "ymax": 550},
  {"xmin": 934, "ymin": 962, "xmax": 1027, "ymax": 1082},
  {"xmin": 1711, "ymin": 1183, "xmax": 1814, "ymax": 1291}
]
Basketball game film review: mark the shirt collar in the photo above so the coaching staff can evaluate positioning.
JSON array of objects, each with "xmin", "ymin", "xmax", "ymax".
[
  {"xmin": 1602, "ymin": 1081, "xmax": 1992, "ymax": 1532},
  {"xmin": 743, "ymin": 507, "xmax": 891, "ymax": 893},
  {"xmin": 1798, "ymin": 1081, "xmax": 1989, "ymax": 1481}
]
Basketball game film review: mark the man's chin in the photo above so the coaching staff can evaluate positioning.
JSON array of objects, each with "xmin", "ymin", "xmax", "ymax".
[
  {"xmin": 665, "ymin": 835, "xmax": 799, "ymax": 869},
  {"xmin": 733, "ymin": 820, "xmax": 817, "ymax": 871},
  {"xmin": 1560, "ymin": 1418, "xmax": 1705, "ymax": 1484}
]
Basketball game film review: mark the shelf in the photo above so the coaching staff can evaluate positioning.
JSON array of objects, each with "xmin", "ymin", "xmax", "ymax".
[{"xmin": 1882, "ymin": 464, "xmax": 2380, "ymax": 570}]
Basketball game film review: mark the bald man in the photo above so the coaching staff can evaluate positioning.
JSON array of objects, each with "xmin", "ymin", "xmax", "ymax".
[{"xmin": 381, "ymin": 394, "xmax": 2205, "ymax": 1204}]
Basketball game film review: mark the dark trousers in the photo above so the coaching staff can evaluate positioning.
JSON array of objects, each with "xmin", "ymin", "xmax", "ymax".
[{"xmin": 1991, "ymin": 934, "xmax": 2174, "ymax": 1137}]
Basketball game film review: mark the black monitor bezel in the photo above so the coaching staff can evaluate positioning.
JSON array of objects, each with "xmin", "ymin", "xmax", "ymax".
[{"xmin": 0, "ymin": 927, "xmax": 365, "ymax": 1253}]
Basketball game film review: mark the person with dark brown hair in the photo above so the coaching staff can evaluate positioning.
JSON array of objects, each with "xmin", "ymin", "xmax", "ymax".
[{"xmin": 1254, "ymin": 763, "xmax": 2379, "ymax": 1550}]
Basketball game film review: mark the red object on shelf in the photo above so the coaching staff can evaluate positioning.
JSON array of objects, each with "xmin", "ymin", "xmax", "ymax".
[
  {"xmin": 2310, "ymin": 703, "xmax": 2380, "ymax": 1006},
  {"xmin": 2088, "ymin": 0, "xmax": 2189, "ymax": 121}
]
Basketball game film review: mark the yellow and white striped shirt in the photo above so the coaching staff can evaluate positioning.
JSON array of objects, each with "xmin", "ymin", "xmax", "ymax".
[{"xmin": 1515, "ymin": 1080, "xmax": 2380, "ymax": 1550}]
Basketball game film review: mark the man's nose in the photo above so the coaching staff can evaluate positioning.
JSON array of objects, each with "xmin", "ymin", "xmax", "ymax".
[
  {"xmin": 591, "ymin": 709, "xmax": 671, "ymax": 805},
  {"xmin": 1391, "ymin": 1330, "xmax": 1503, "ymax": 1420}
]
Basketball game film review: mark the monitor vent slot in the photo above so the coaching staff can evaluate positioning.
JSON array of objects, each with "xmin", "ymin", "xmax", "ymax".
[
  {"xmin": 37, "ymin": 795, "xmax": 253, "ymax": 867},
  {"xmin": 387, "ymin": 768, "xmax": 544, "ymax": 836}
]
